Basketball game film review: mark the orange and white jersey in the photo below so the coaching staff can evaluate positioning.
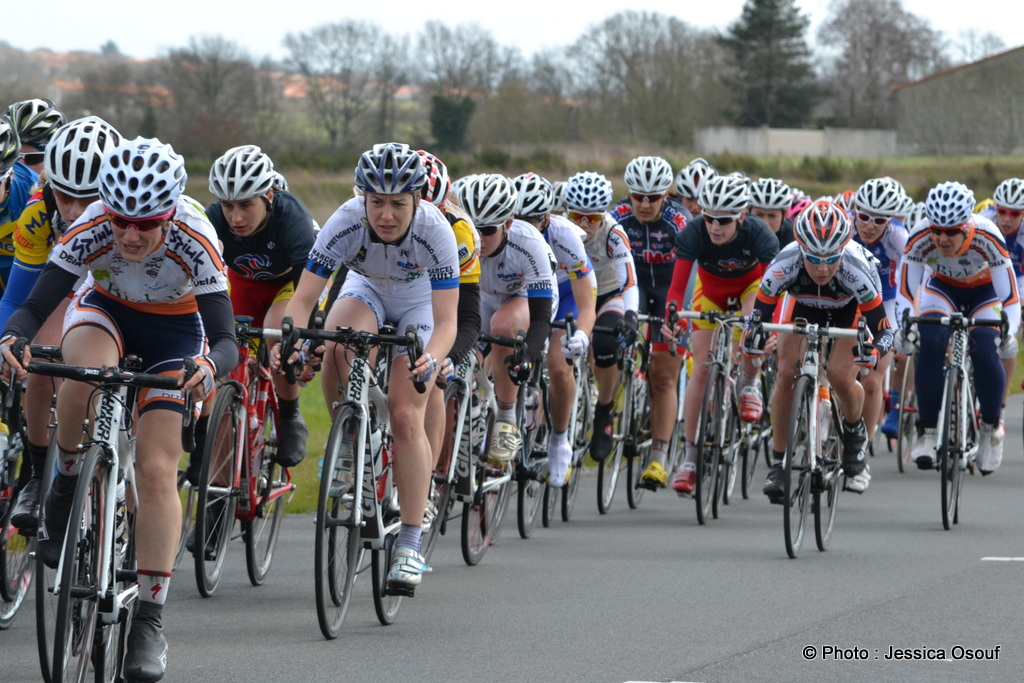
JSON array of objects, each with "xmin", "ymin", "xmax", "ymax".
[{"xmin": 50, "ymin": 197, "xmax": 227, "ymax": 310}]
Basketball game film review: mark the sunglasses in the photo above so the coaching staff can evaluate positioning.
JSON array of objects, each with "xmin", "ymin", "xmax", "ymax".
[
  {"xmin": 702, "ymin": 212, "xmax": 741, "ymax": 226},
  {"xmin": 630, "ymin": 192, "xmax": 663, "ymax": 204},
  {"xmin": 856, "ymin": 212, "xmax": 890, "ymax": 226},
  {"xmin": 996, "ymin": 207, "xmax": 1024, "ymax": 218},
  {"xmin": 803, "ymin": 251, "xmax": 842, "ymax": 265},
  {"xmin": 21, "ymin": 152, "xmax": 45, "ymax": 166},
  {"xmin": 105, "ymin": 209, "xmax": 175, "ymax": 232},
  {"xmin": 568, "ymin": 211, "xmax": 603, "ymax": 224},
  {"xmin": 929, "ymin": 224, "xmax": 965, "ymax": 236},
  {"xmin": 476, "ymin": 224, "xmax": 502, "ymax": 237}
]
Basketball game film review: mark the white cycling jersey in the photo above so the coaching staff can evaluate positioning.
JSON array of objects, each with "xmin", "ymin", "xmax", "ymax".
[
  {"xmin": 583, "ymin": 214, "xmax": 639, "ymax": 311},
  {"xmin": 52, "ymin": 197, "xmax": 227, "ymax": 307},
  {"xmin": 542, "ymin": 214, "xmax": 592, "ymax": 285},
  {"xmin": 759, "ymin": 241, "xmax": 883, "ymax": 310},
  {"xmin": 479, "ymin": 220, "xmax": 556, "ymax": 301},
  {"xmin": 308, "ymin": 196, "xmax": 459, "ymax": 294}
]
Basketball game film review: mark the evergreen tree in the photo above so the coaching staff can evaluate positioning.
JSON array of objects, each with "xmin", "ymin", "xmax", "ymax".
[{"xmin": 718, "ymin": 0, "xmax": 818, "ymax": 127}]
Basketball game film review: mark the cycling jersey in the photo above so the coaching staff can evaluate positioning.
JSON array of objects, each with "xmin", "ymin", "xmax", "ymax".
[
  {"xmin": 444, "ymin": 201, "xmax": 482, "ymax": 285},
  {"xmin": 541, "ymin": 214, "xmax": 592, "ymax": 285},
  {"xmin": 582, "ymin": 215, "xmax": 638, "ymax": 312},
  {"xmin": 0, "ymin": 186, "xmax": 66, "ymax": 329},
  {"xmin": 308, "ymin": 196, "xmax": 459, "ymax": 295},
  {"xmin": 207, "ymin": 190, "xmax": 317, "ymax": 286},
  {"xmin": 851, "ymin": 216, "xmax": 908, "ymax": 300},
  {"xmin": 758, "ymin": 241, "xmax": 883, "ymax": 311},
  {"xmin": 0, "ymin": 162, "xmax": 39, "ymax": 284},
  {"xmin": 979, "ymin": 205, "xmax": 1024, "ymax": 288},
  {"xmin": 610, "ymin": 200, "xmax": 687, "ymax": 290}
]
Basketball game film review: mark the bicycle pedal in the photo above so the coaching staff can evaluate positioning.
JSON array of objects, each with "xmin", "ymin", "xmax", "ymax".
[{"xmin": 386, "ymin": 583, "xmax": 416, "ymax": 598}]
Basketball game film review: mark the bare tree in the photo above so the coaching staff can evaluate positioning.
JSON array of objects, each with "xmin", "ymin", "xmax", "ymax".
[
  {"xmin": 162, "ymin": 36, "xmax": 261, "ymax": 156},
  {"xmin": 372, "ymin": 34, "xmax": 409, "ymax": 140},
  {"xmin": 952, "ymin": 29, "xmax": 1006, "ymax": 64},
  {"xmin": 415, "ymin": 22, "xmax": 519, "ymax": 97},
  {"xmin": 0, "ymin": 45, "xmax": 49, "ymax": 107},
  {"xmin": 818, "ymin": 0, "xmax": 948, "ymax": 128},
  {"xmin": 284, "ymin": 21, "xmax": 383, "ymax": 150}
]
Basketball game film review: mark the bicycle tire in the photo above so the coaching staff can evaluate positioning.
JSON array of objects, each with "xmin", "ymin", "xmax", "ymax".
[
  {"xmin": 460, "ymin": 461, "xmax": 511, "ymax": 566},
  {"xmin": 541, "ymin": 482, "xmax": 558, "ymax": 528},
  {"xmin": 516, "ymin": 395, "xmax": 546, "ymax": 539},
  {"xmin": 597, "ymin": 369, "xmax": 630, "ymax": 514},
  {"xmin": 1, "ymin": 433, "xmax": 33, "ymax": 629},
  {"xmin": 625, "ymin": 371, "xmax": 651, "ymax": 509},
  {"xmin": 314, "ymin": 404, "xmax": 364, "ymax": 639},
  {"xmin": 563, "ymin": 366, "xmax": 592, "ymax": 522},
  {"xmin": 695, "ymin": 365, "xmax": 724, "ymax": 525},
  {"xmin": 783, "ymin": 376, "xmax": 813, "ymax": 558},
  {"xmin": 35, "ymin": 437, "xmax": 61, "ymax": 683},
  {"xmin": 814, "ymin": 405, "xmax": 842, "ymax": 552},
  {"xmin": 422, "ymin": 382, "xmax": 462, "ymax": 563},
  {"xmin": 666, "ymin": 360, "xmax": 688, "ymax": 475},
  {"xmin": 741, "ymin": 370, "xmax": 772, "ymax": 500},
  {"xmin": 896, "ymin": 353, "xmax": 918, "ymax": 473},
  {"xmin": 93, "ymin": 491, "xmax": 136, "ymax": 683},
  {"xmin": 52, "ymin": 445, "xmax": 104, "ymax": 682},
  {"xmin": 194, "ymin": 384, "xmax": 241, "ymax": 597},
  {"xmin": 939, "ymin": 369, "xmax": 963, "ymax": 530},
  {"xmin": 244, "ymin": 401, "xmax": 286, "ymax": 586},
  {"xmin": 717, "ymin": 382, "xmax": 741, "ymax": 511},
  {"xmin": 371, "ymin": 536, "xmax": 403, "ymax": 625}
]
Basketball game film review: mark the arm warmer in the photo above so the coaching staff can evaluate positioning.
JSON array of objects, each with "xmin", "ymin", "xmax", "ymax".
[
  {"xmin": 3, "ymin": 262, "xmax": 78, "ymax": 341},
  {"xmin": 448, "ymin": 282, "xmax": 481, "ymax": 364},
  {"xmin": 524, "ymin": 296, "xmax": 553, "ymax": 364},
  {"xmin": 196, "ymin": 290, "xmax": 238, "ymax": 379}
]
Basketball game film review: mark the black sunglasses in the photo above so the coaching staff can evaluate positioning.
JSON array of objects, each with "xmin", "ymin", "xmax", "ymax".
[{"xmin": 477, "ymin": 224, "xmax": 502, "ymax": 236}]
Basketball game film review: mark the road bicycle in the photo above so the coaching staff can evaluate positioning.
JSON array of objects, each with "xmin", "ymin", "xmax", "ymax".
[
  {"xmin": 622, "ymin": 313, "xmax": 657, "ymax": 509},
  {"xmin": 677, "ymin": 308, "xmax": 744, "ymax": 525},
  {"xmin": 590, "ymin": 318, "xmax": 633, "ymax": 515},
  {"xmin": 25, "ymin": 349, "xmax": 197, "ymax": 682},
  {"xmin": 191, "ymin": 317, "xmax": 296, "ymax": 596},
  {"xmin": 902, "ymin": 311, "xmax": 1004, "ymax": 530},
  {"xmin": 758, "ymin": 316, "xmax": 870, "ymax": 558},
  {"xmin": 286, "ymin": 320, "xmax": 425, "ymax": 639}
]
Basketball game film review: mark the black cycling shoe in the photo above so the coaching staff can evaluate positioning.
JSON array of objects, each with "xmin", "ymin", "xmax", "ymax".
[
  {"xmin": 38, "ymin": 474, "xmax": 78, "ymax": 569},
  {"xmin": 763, "ymin": 462, "xmax": 785, "ymax": 504},
  {"xmin": 274, "ymin": 414, "xmax": 308, "ymax": 467},
  {"xmin": 10, "ymin": 476, "xmax": 42, "ymax": 532},
  {"xmin": 589, "ymin": 402, "xmax": 614, "ymax": 462},
  {"xmin": 123, "ymin": 604, "xmax": 168, "ymax": 683},
  {"xmin": 841, "ymin": 418, "xmax": 867, "ymax": 477},
  {"xmin": 185, "ymin": 498, "xmax": 226, "ymax": 561}
]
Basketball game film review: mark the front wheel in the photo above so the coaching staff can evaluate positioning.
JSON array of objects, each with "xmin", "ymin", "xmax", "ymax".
[
  {"xmin": 695, "ymin": 365, "xmax": 724, "ymax": 525},
  {"xmin": 422, "ymin": 382, "xmax": 462, "ymax": 563},
  {"xmin": 0, "ymin": 435, "xmax": 33, "ymax": 630},
  {"xmin": 244, "ymin": 397, "xmax": 287, "ymax": 586},
  {"xmin": 784, "ymin": 376, "xmax": 813, "ymax": 558},
  {"xmin": 939, "ymin": 370, "xmax": 964, "ymax": 530},
  {"xmin": 371, "ymin": 537, "xmax": 403, "ymax": 625},
  {"xmin": 814, "ymin": 406, "xmax": 842, "ymax": 551},
  {"xmin": 460, "ymin": 461, "xmax": 511, "ymax": 566}
]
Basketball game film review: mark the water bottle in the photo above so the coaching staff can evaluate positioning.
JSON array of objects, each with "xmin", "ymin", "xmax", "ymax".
[{"xmin": 818, "ymin": 386, "xmax": 832, "ymax": 447}]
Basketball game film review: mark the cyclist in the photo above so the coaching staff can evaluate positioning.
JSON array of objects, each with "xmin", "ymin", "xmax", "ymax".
[
  {"xmin": 664, "ymin": 174, "xmax": 779, "ymax": 494},
  {"xmin": 206, "ymin": 144, "xmax": 317, "ymax": 469},
  {"xmin": 563, "ymin": 171, "xmax": 638, "ymax": 461},
  {"xmin": 674, "ymin": 157, "xmax": 717, "ymax": 220},
  {"xmin": 848, "ymin": 177, "xmax": 910, "ymax": 441},
  {"xmin": 0, "ymin": 114, "xmax": 39, "ymax": 290},
  {"xmin": 1, "ymin": 136, "xmax": 234, "ymax": 682},
  {"xmin": 743, "ymin": 200, "xmax": 893, "ymax": 499},
  {"xmin": 898, "ymin": 181, "xmax": 1020, "ymax": 475},
  {"xmin": 6, "ymin": 98, "xmax": 65, "ymax": 173},
  {"xmin": 978, "ymin": 177, "xmax": 1024, "ymax": 402},
  {"xmin": 610, "ymin": 155, "xmax": 688, "ymax": 488},
  {"xmin": 1, "ymin": 116, "xmax": 123, "ymax": 532},
  {"xmin": 749, "ymin": 177, "xmax": 796, "ymax": 249},
  {"xmin": 457, "ymin": 174, "xmax": 556, "ymax": 471},
  {"xmin": 275, "ymin": 142, "xmax": 458, "ymax": 595},
  {"xmin": 513, "ymin": 172, "xmax": 595, "ymax": 486}
]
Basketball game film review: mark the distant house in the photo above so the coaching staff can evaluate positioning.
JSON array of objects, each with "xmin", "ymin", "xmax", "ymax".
[{"xmin": 894, "ymin": 45, "xmax": 1024, "ymax": 156}]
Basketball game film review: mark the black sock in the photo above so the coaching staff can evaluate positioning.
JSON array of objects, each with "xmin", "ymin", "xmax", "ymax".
[
  {"xmin": 279, "ymin": 398, "xmax": 300, "ymax": 420},
  {"xmin": 27, "ymin": 441, "xmax": 48, "ymax": 478},
  {"xmin": 772, "ymin": 450, "xmax": 785, "ymax": 465}
]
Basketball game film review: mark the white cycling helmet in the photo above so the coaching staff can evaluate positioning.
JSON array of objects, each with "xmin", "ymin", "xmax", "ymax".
[
  {"xmin": 564, "ymin": 172, "xmax": 614, "ymax": 213},
  {"xmin": 460, "ymin": 174, "xmax": 518, "ymax": 227},
  {"xmin": 512, "ymin": 172, "xmax": 555, "ymax": 217},
  {"xmin": 994, "ymin": 178, "xmax": 1024, "ymax": 211},
  {"xmin": 624, "ymin": 156, "xmax": 673, "ymax": 194},
  {"xmin": 925, "ymin": 181, "xmax": 975, "ymax": 228},
  {"xmin": 698, "ymin": 174, "xmax": 751, "ymax": 214},
  {"xmin": 99, "ymin": 137, "xmax": 186, "ymax": 218},
  {"xmin": 6, "ymin": 98, "xmax": 65, "ymax": 149},
  {"xmin": 794, "ymin": 200, "xmax": 852, "ymax": 257},
  {"xmin": 272, "ymin": 171, "xmax": 289, "ymax": 192},
  {"xmin": 750, "ymin": 178, "xmax": 792, "ymax": 211},
  {"xmin": 854, "ymin": 177, "xmax": 907, "ymax": 217},
  {"xmin": 675, "ymin": 157, "xmax": 717, "ymax": 199},
  {"xmin": 417, "ymin": 150, "xmax": 451, "ymax": 208},
  {"xmin": 354, "ymin": 142, "xmax": 426, "ymax": 194},
  {"xmin": 45, "ymin": 116, "xmax": 122, "ymax": 199},
  {"xmin": 551, "ymin": 181, "xmax": 567, "ymax": 214},
  {"xmin": 0, "ymin": 115, "xmax": 22, "ymax": 182},
  {"xmin": 904, "ymin": 201, "xmax": 927, "ymax": 229},
  {"xmin": 209, "ymin": 145, "xmax": 276, "ymax": 201}
]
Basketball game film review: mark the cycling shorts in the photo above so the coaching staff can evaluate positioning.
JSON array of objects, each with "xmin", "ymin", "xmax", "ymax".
[
  {"xmin": 691, "ymin": 271, "xmax": 760, "ymax": 334},
  {"xmin": 336, "ymin": 271, "xmax": 436, "ymax": 356},
  {"xmin": 228, "ymin": 270, "xmax": 294, "ymax": 327}
]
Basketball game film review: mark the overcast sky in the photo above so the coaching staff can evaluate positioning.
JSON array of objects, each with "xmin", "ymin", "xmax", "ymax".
[{"xmin": 7, "ymin": 0, "xmax": 1017, "ymax": 62}]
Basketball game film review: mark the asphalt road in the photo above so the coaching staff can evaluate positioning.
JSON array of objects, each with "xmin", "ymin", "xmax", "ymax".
[{"xmin": 4, "ymin": 397, "xmax": 1023, "ymax": 682}]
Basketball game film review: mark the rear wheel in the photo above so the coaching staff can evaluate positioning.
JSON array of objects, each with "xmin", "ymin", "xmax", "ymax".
[
  {"xmin": 460, "ymin": 462, "xmax": 511, "ymax": 566},
  {"xmin": 194, "ymin": 384, "xmax": 240, "ymax": 597},
  {"xmin": 896, "ymin": 353, "xmax": 918, "ymax": 473},
  {"xmin": 517, "ymin": 392, "xmax": 547, "ymax": 539},
  {"xmin": 784, "ymin": 377, "xmax": 813, "ymax": 558},
  {"xmin": 597, "ymin": 370, "xmax": 630, "ymax": 514},
  {"xmin": 741, "ymin": 371, "xmax": 772, "ymax": 500},
  {"xmin": 244, "ymin": 400, "xmax": 286, "ymax": 586},
  {"xmin": 0, "ymin": 435, "xmax": 33, "ymax": 630},
  {"xmin": 814, "ymin": 408, "xmax": 842, "ymax": 551},
  {"xmin": 562, "ymin": 368, "xmax": 592, "ymax": 522},
  {"xmin": 371, "ymin": 534, "xmax": 403, "ymax": 625},
  {"xmin": 174, "ymin": 469, "xmax": 196, "ymax": 571},
  {"xmin": 422, "ymin": 383, "xmax": 462, "ymax": 562},
  {"xmin": 717, "ymin": 384, "xmax": 741, "ymax": 511},
  {"xmin": 35, "ymin": 438, "xmax": 60, "ymax": 682},
  {"xmin": 314, "ymin": 405, "xmax": 364, "ymax": 640},
  {"xmin": 695, "ymin": 366, "xmax": 724, "ymax": 525},
  {"xmin": 625, "ymin": 372, "xmax": 651, "ymax": 510}
]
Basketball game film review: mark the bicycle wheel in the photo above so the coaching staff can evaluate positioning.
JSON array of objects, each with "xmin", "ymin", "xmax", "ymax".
[
  {"xmin": 0, "ymin": 503, "xmax": 33, "ymax": 630},
  {"xmin": 694, "ymin": 366, "xmax": 724, "ymax": 525},
  {"xmin": 460, "ymin": 461, "xmax": 511, "ymax": 566},
  {"xmin": 896, "ymin": 353, "xmax": 918, "ymax": 473},
  {"xmin": 314, "ymin": 405, "xmax": 364, "ymax": 639},
  {"xmin": 541, "ymin": 482, "xmax": 559, "ymax": 528},
  {"xmin": 194, "ymin": 383, "xmax": 241, "ymax": 597},
  {"xmin": 597, "ymin": 369, "xmax": 630, "ymax": 514},
  {"xmin": 371, "ymin": 534, "xmax": 403, "ymax": 625},
  {"xmin": 422, "ymin": 382, "xmax": 461, "ymax": 563},
  {"xmin": 717, "ymin": 384, "xmax": 741, "ymax": 511},
  {"xmin": 174, "ymin": 468, "xmax": 196, "ymax": 571},
  {"xmin": 562, "ymin": 368, "xmax": 592, "ymax": 523},
  {"xmin": 741, "ymin": 370, "xmax": 772, "ymax": 500},
  {"xmin": 665, "ymin": 359, "xmax": 688, "ymax": 475},
  {"xmin": 52, "ymin": 445, "xmax": 104, "ymax": 682},
  {"xmin": 783, "ymin": 376, "xmax": 813, "ymax": 559},
  {"xmin": 625, "ymin": 373, "xmax": 651, "ymax": 510},
  {"xmin": 93, "ymin": 495, "xmax": 136, "ymax": 683},
  {"xmin": 814, "ymin": 409, "xmax": 842, "ymax": 552},
  {"xmin": 516, "ymin": 397, "xmax": 546, "ymax": 539},
  {"xmin": 35, "ymin": 438, "xmax": 60, "ymax": 683},
  {"xmin": 244, "ymin": 400, "xmax": 286, "ymax": 586},
  {"xmin": 939, "ymin": 370, "xmax": 964, "ymax": 530}
]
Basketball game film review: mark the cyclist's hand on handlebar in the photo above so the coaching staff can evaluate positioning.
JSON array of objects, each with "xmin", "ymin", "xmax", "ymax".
[
  {"xmin": 180, "ymin": 355, "xmax": 216, "ymax": 401},
  {"xmin": 0, "ymin": 335, "xmax": 30, "ymax": 381},
  {"xmin": 561, "ymin": 329, "xmax": 590, "ymax": 360},
  {"xmin": 439, "ymin": 356, "xmax": 456, "ymax": 383},
  {"xmin": 852, "ymin": 343, "xmax": 880, "ymax": 370},
  {"xmin": 410, "ymin": 351, "xmax": 438, "ymax": 384},
  {"xmin": 507, "ymin": 358, "xmax": 533, "ymax": 384},
  {"xmin": 660, "ymin": 317, "xmax": 689, "ymax": 348},
  {"xmin": 740, "ymin": 320, "xmax": 766, "ymax": 357},
  {"xmin": 617, "ymin": 311, "xmax": 639, "ymax": 350},
  {"xmin": 997, "ymin": 333, "xmax": 1019, "ymax": 360},
  {"xmin": 893, "ymin": 328, "xmax": 917, "ymax": 356}
]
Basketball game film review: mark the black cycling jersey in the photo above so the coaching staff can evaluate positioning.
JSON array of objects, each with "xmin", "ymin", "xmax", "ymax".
[
  {"xmin": 610, "ymin": 201, "xmax": 688, "ymax": 290},
  {"xmin": 673, "ymin": 214, "xmax": 779, "ymax": 279}
]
